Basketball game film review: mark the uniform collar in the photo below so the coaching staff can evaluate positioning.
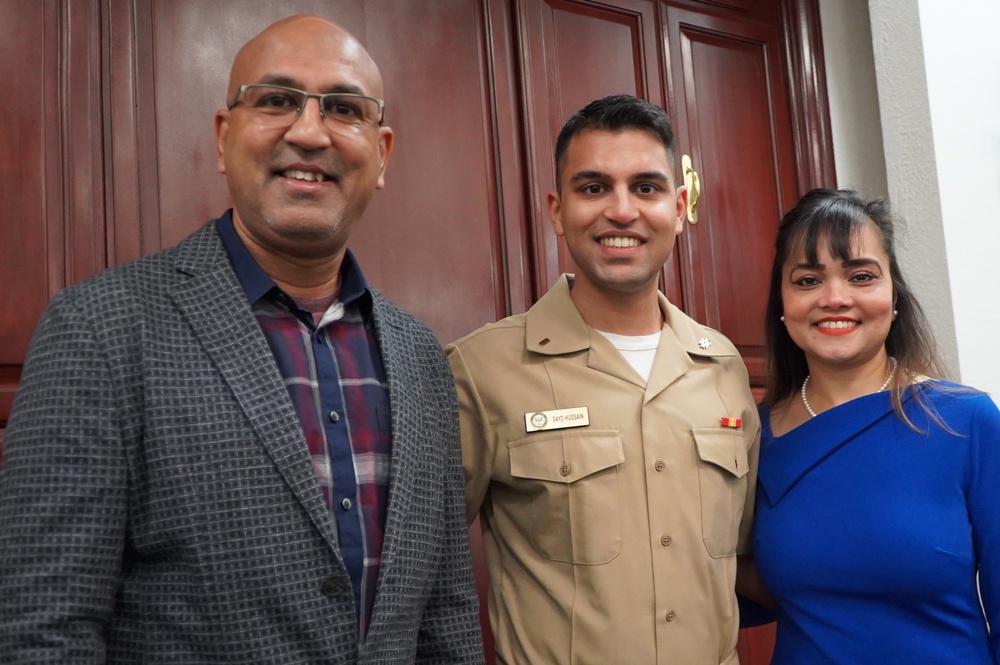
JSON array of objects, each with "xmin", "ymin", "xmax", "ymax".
[{"xmin": 525, "ymin": 274, "xmax": 735, "ymax": 359}]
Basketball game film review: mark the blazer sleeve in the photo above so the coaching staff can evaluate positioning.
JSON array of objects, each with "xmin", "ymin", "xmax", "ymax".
[
  {"xmin": 967, "ymin": 393, "xmax": 1000, "ymax": 659},
  {"xmin": 413, "ymin": 344, "xmax": 486, "ymax": 665},
  {"xmin": 0, "ymin": 290, "xmax": 127, "ymax": 663}
]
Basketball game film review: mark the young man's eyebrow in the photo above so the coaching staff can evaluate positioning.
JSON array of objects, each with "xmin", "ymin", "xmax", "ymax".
[
  {"xmin": 568, "ymin": 170, "xmax": 610, "ymax": 183},
  {"xmin": 568, "ymin": 170, "xmax": 671, "ymax": 183}
]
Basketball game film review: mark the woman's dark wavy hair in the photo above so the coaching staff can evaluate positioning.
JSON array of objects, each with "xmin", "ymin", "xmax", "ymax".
[{"xmin": 762, "ymin": 188, "xmax": 949, "ymax": 428}]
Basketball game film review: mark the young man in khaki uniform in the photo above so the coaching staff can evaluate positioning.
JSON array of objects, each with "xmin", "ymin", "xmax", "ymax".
[{"xmin": 447, "ymin": 94, "xmax": 760, "ymax": 664}]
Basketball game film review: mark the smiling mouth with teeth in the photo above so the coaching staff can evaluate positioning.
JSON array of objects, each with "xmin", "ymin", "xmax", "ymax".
[
  {"xmin": 599, "ymin": 237, "xmax": 642, "ymax": 248},
  {"xmin": 282, "ymin": 169, "xmax": 327, "ymax": 182},
  {"xmin": 816, "ymin": 320, "xmax": 859, "ymax": 329}
]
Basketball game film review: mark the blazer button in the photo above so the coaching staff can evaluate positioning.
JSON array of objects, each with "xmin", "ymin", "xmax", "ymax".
[
  {"xmin": 665, "ymin": 610, "xmax": 676, "ymax": 622},
  {"xmin": 320, "ymin": 576, "xmax": 347, "ymax": 597},
  {"xmin": 559, "ymin": 464, "xmax": 571, "ymax": 476},
  {"xmin": 654, "ymin": 460, "xmax": 665, "ymax": 472}
]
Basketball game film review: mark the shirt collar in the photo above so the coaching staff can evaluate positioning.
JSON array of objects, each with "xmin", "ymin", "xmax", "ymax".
[{"xmin": 216, "ymin": 209, "xmax": 373, "ymax": 316}]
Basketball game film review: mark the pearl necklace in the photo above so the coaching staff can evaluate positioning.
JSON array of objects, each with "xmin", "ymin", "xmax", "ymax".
[{"xmin": 801, "ymin": 356, "xmax": 898, "ymax": 418}]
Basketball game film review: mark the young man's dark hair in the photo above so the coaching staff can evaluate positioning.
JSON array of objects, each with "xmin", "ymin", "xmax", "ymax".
[{"xmin": 553, "ymin": 94, "xmax": 678, "ymax": 191}]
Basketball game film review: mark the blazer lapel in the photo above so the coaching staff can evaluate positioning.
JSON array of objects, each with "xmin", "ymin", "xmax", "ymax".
[
  {"xmin": 367, "ymin": 296, "xmax": 415, "ymax": 577},
  {"xmin": 168, "ymin": 224, "xmax": 341, "ymax": 551}
]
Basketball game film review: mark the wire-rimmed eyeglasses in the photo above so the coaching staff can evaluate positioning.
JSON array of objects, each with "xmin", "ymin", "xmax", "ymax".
[{"xmin": 227, "ymin": 84, "xmax": 385, "ymax": 128}]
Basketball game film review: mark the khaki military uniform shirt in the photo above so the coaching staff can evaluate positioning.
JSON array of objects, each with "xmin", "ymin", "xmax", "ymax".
[{"xmin": 447, "ymin": 275, "xmax": 760, "ymax": 665}]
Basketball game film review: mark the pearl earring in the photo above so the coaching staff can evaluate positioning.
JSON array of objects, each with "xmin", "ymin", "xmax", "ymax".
[
  {"xmin": 893, "ymin": 309, "xmax": 898, "ymax": 318},
  {"xmin": 780, "ymin": 315, "xmax": 785, "ymax": 322}
]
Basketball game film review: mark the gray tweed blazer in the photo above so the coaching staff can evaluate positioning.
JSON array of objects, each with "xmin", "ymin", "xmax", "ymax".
[{"xmin": 0, "ymin": 221, "xmax": 485, "ymax": 664}]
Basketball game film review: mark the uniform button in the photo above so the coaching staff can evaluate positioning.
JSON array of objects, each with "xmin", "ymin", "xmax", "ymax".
[
  {"xmin": 341, "ymin": 498, "xmax": 353, "ymax": 510},
  {"xmin": 328, "ymin": 410, "xmax": 340, "ymax": 423},
  {"xmin": 660, "ymin": 535, "xmax": 672, "ymax": 547},
  {"xmin": 665, "ymin": 610, "xmax": 676, "ymax": 622},
  {"xmin": 654, "ymin": 460, "xmax": 665, "ymax": 472},
  {"xmin": 559, "ymin": 464, "xmax": 571, "ymax": 476},
  {"xmin": 320, "ymin": 576, "xmax": 347, "ymax": 596}
]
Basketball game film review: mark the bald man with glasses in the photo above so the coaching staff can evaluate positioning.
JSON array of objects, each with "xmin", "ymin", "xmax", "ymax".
[{"xmin": 0, "ymin": 15, "xmax": 484, "ymax": 664}]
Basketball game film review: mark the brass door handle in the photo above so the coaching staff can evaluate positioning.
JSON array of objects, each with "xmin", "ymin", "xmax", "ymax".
[{"xmin": 682, "ymin": 154, "xmax": 701, "ymax": 223}]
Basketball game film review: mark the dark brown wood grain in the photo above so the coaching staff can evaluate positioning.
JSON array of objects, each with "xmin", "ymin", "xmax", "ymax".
[{"xmin": 1, "ymin": 3, "xmax": 832, "ymax": 660}]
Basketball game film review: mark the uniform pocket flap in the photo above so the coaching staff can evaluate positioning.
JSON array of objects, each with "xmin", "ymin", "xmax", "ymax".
[
  {"xmin": 509, "ymin": 432, "xmax": 624, "ymax": 484},
  {"xmin": 692, "ymin": 428, "xmax": 749, "ymax": 478}
]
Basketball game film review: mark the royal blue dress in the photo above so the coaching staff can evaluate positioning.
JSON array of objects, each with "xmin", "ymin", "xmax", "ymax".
[{"xmin": 754, "ymin": 383, "xmax": 1000, "ymax": 664}]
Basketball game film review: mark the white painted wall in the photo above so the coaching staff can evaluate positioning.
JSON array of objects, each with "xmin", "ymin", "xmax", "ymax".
[
  {"xmin": 818, "ymin": 0, "xmax": 887, "ymax": 198},
  {"xmin": 820, "ymin": 0, "xmax": 1000, "ymax": 398},
  {"xmin": 916, "ymin": 0, "xmax": 1000, "ymax": 397}
]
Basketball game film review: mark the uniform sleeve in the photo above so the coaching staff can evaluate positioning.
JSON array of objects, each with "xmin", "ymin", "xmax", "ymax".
[
  {"xmin": 0, "ymin": 291, "xmax": 127, "ymax": 663},
  {"xmin": 414, "ymin": 345, "xmax": 486, "ymax": 664},
  {"xmin": 445, "ymin": 342, "xmax": 496, "ymax": 525},
  {"xmin": 966, "ymin": 393, "xmax": 1000, "ymax": 659}
]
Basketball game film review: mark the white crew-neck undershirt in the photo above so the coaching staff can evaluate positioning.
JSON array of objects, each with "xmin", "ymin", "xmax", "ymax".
[{"xmin": 594, "ymin": 329, "xmax": 661, "ymax": 382}]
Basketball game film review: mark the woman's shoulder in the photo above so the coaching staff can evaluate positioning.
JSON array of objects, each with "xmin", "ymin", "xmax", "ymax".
[
  {"xmin": 913, "ymin": 379, "xmax": 990, "ymax": 404},
  {"xmin": 907, "ymin": 379, "xmax": 1000, "ymax": 432}
]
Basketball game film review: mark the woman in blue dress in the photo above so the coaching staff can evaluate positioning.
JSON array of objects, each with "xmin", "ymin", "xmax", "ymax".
[{"xmin": 746, "ymin": 189, "xmax": 1000, "ymax": 663}]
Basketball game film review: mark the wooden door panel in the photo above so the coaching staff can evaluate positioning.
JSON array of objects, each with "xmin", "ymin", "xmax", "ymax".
[
  {"xmin": 666, "ymin": 4, "xmax": 799, "ymax": 385},
  {"xmin": 0, "ymin": 0, "xmax": 104, "ymax": 427},
  {"xmin": 350, "ymin": 1, "xmax": 508, "ymax": 342},
  {"xmin": 106, "ymin": 0, "xmax": 516, "ymax": 345},
  {"xmin": 0, "ymin": 3, "xmax": 834, "ymax": 663},
  {"xmin": 737, "ymin": 621, "xmax": 777, "ymax": 665},
  {"xmin": 0, "ymin": 0, "xmax": 52, "ymax": 425},
  {"xmin": 516, "ymin": 0, "xmax": 683, "ymax": 305}
]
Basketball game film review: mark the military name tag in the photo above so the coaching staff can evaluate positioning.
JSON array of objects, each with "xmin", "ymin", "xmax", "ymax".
[{"xmin": 524, "ymin": 407, "xmax": 590, "ymax": 433}]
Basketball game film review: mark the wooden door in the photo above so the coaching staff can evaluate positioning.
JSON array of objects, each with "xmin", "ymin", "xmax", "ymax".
[
  {"xmin": 2, "ymin": 2, "xmax": 835, "ymax": 663},
  {"xmin": 0, "ymin": 0, "xmax": 832, "ymax": 429},
  {"xmin": 512, "ymin": 0, "xmax": 832, "ymax": 393},
  {"xmin": 104, "ymin": 0, "xmax": 522, "ymax": 346},
  {"xmin": 512, "ymin": 0, "xmax": 685, "ymax": 305},
  {"xmin": 665, "ymin": 0, "xmax": 800, "ymax": 388},
  {"xmin": 1, "ymin": 0, "xmax": 528, "ymax": 438},
  {"xmin": 0, "ymin": 0, "xmax": 105, "ymax": 449}
]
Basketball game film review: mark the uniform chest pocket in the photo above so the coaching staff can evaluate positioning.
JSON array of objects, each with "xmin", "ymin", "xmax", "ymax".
[
  {"xmin": 508, "ymin": 431, "xmax": 624, "ymax": 564},
  {"xmin": 693, "ymin": 428, "xmax": 749, "ymax": 558}
]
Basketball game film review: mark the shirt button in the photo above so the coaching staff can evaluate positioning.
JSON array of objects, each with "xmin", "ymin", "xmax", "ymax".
[
  {"xmin": 559, "ymin": 464, "xmax": 571, "ymax": 476},
  {"xmin": 660, "ymin": 535, "xmax": 672, "ymax": 547},
  {"xmin": 654, "ymin": 460, "xmax": 665, "ymax": 472},
  {"xmin": 320, "ymin": 576, "xmax": 347, "ymax": 596},
  {"xmin": 665, "ymin": 610, "xmax": 676, "ymax": 622},
  {"xmin": 328, "ymin": 410, "xmax": 340, "ymax": 423},
  {"xmin": 341, "ymin": 498, "xmax": 353, "ymax": 510}
]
